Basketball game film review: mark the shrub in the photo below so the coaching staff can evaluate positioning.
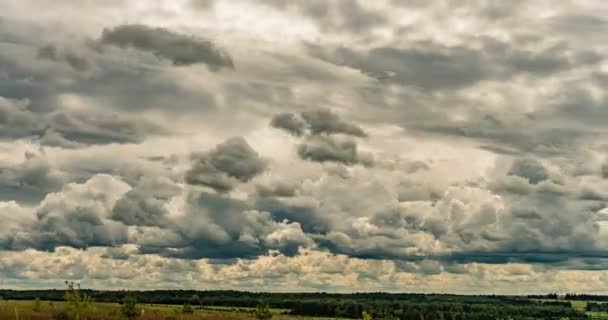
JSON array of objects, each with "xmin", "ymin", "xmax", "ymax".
[
  {"xmin": 182, "ymin": 303, "xmax": 194, "ymax": 314},
  {"xmin": 33, "ymin": 298, "xmax": 42, "ymax": 312},
  {"xmin": 121, "ymin": 295, "xmax": 142, "ymax": 319},
  {"xmin": 254, "ymin": 303, "xmax": 272, "ymax": 320}
]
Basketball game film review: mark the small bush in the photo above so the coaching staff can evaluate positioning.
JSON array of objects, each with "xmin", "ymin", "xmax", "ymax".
[
  {"xmin": 33, "ymin": 298, "xmax": 42, "ymax": 312},
  {"xmin": 182, "ymin": 303, "xmax": 194, "ymax": 314},
  {"xmin": 121, "ymin": 295, "xmax": 142, "ymax": 319},
  {"xmin": 254, "ymin": 303, "xmax": 272, "ymax": 320}
]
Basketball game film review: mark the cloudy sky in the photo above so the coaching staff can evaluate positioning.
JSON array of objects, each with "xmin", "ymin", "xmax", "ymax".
[{"xmin": 1, "ymin": 0, "xmax": 608, "ymax": 294}]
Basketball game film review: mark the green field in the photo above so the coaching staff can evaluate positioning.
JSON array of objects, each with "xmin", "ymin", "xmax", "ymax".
[
  {"xmin": 0, "ymin": 299, "xmax": 345, "ymax": 320},
  {"xmin": 1, "ymin": 294, "xmax": 605, "ymax": 320}
]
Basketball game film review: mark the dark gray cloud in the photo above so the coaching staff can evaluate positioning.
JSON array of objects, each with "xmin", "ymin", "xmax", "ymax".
[
  {"xmin": 110, "ymin": 190, "xmax": 169, "ymax": 227},
  {"xmin": 100, "ymin": 24, "xmax": 234, "ymax": 69},
  {"xmin": 298, "ymin": 136, "xmax": 373, "ymax": 166},
  {"xmin": 138, "ymin": 191, "xmax": 314, "ymax": 259},
  {"xmin": 0, "ymin": 92, "xmax": 166, "ymax": 147},
  {"xmin": 260, "ymin": 0, "xmax": 387, "ymax": 33},
  {"xmin": 508, "ymin": 158, "xmax": 549, "ymax": 184},
  {"xmin": 308, "ymin": 38, "xmax": 597, "ymax": 90},
  {"xmin": 301, "ymin": 109, "xmax": 367, "ymax": 137},
  {"xmin": 3, "ymin": 174, "xmax": 130, "ymax": 251},
  {"xmin": 0, "ymin": 154, "xmax": 66, "ymax": 203},
  {"xmin": 272, "ymin": 109, "xmax": 367, "ymax": 137},
  {"xmin": 37, "ymin": 44, "xmax": 91, "ymax": 71},
  {"xmin": 185, "ymin": 137, "xmax": 267, "ymax": 192},
  {"xmin": 270, "ymin": 112, "xmax": 307, "ymax": 136}
]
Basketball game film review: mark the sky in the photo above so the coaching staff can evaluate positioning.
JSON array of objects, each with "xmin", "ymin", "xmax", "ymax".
[{"xmin": 0, "ymin": 0, "xmax": 608, "ymax": 294}]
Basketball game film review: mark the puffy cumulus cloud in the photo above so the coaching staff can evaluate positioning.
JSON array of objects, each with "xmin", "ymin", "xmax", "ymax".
[
  {"xmin": 134, "ymin": 191, "xmax": 315, "ymax": 259},
  {"xmin": 185, "ymin": 137, "xmax": 267, "ymax": 192},
  {"xmin": 100, "ymin": 24, "xmax": 234, "ymax": 69},
  {"xmin": 2, "ymin": 247, "xmax": 608, "ymax": 294},
  {"xmin": 3, "ymin": 174, "xmax": 131, "ymax": 251}
]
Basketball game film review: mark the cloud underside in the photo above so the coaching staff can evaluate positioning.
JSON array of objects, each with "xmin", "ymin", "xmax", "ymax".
[{"xmin": 1, "ymin": 0, "xmax": 608, "ymax": 291}]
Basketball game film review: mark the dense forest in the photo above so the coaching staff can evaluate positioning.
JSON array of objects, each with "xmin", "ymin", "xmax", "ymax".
[{"xmin": 0, "ymin": 290, "xmax": 591, "ymax": 320}]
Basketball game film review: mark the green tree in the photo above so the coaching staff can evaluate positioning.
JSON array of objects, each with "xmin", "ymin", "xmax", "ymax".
[
  {"xmin": 254, "ymin": 303, "xmax": 273, "ymax": 320},
  {"xmin": 121, "ymin": 295, "xmax": 142, "ymax": 319}
]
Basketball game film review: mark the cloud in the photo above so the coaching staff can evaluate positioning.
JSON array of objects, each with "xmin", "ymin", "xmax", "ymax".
[
  {"xmin": 270, "ymin": 112, "xmax": 307, "ymax": 136},
  {"xmin": 37, "ymin": 44, "xmax": 91, "ymax": 71},
  {"xmin": 272, "ymin": 109, "xmax": 367, "ymax": 137},
  {"xmin": 259, "ymin": 0, "xmax": 387, "ymax": 33},
  {"xmin": 307, "ymin": 37, "xmax": 597, "ymax": 90},
  {"xmin": 508, "ymin": 158, "xmax": 549, "ymax": 184},
  {"xmin": 297, "ymin": 136, "xmax": 373, "ymax": 166},
  {"xmin": 136, "ymin": 191, "xmax": 315, "ymax": 259},
  {"xmin": 100, "ymin": 24, "xmax": 234, "ymax": 69},
  {"xmin": 0, "ymin": 96, "xmax": 41, "ymax": 139},
  {"xmin": 4, "ymin": 174, "xmax": 131, "ymax": 251},
  {"xmin": 1, "ymin": 0, "xmax": 608, "ymax": 292},
  {"xmin": 185, "ymin": 137, "xmax": 267, "ymax": 192},
  {"xmin": 0, "ymin": 153, "xmax": 66, "ymax": 203}
]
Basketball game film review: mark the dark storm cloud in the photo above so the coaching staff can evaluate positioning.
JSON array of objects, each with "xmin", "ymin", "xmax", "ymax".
[
  {"xmin": 185, "ymin": 137, "xmax": 267, "ymax": 192},
  {"xmin": 100, "ymin": 24, "xmax": 234, "ymax": 69},
  {"xmin": 37, "ymin": 44, "xmax": 91, "ymax": 71},
  {"xmin": 298, "ymin": 136, "xmax": 373, "ymax": 166}
]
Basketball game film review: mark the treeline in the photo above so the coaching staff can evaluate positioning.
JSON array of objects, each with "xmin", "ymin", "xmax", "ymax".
[{"xmin": 0, "ymin": 290, "xmax": 589, "ymax": 320}]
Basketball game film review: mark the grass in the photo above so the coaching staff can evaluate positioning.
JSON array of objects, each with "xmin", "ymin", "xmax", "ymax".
[
  {"xmin": 0, "ymin": 299, "xmax": 340, "ymax": 320},
  {"xmin": 588, "ymin": 312, "xmax": 608, "ymax": 320},
  {"xmin": 571, "ymin": 300, "xmax": 588, "ymax": 312}
]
